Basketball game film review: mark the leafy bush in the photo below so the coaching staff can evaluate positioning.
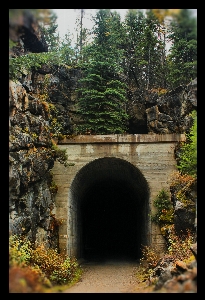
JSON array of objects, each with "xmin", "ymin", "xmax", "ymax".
[
  {"xmin": 31, "ymin": 245, "xmax": 82, "ymax": 285},
  {"xmin": 151, "ymin": 189, "xmax": 174, "ymax": 225},
  {"xmin": 9, "ymin": 234, "xmax": 82, "ymax": 291},
  {"xmin": 9, "ymin": 235, "xmax": 32, "ymax": 267},
  {"xmin": 9, "ymin": 52, "xmax": 61, "ymax": 82}
]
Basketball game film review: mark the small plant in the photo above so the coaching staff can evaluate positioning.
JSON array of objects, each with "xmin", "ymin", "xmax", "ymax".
[
  {"xmin": 9, "ymin": 234, "xmax": 82, "ymax": 291},
  {"xmin": 49, "ymin": 180, "xmax": 58, "ymax": 195},
  {"xmin": 51, "ymin": 141, "xmax": 75, "ymax": 167},
  {"xmin": 151, "ymin": 189, "xmax": 174, "ymax": 226},
  {"xmin": 9, "ymin": 235, "xmax": 32, "ymax": 267},
  {"xmin": 140, "ymin": 245, "xmax": 161, "ymax": 270},
  {"xmin": 31, "ymin": 244, "xmax": 82, "ymax": 285},
  {"xmin": 166, "ymin": 225, "xmax": 195, "ymax": 261},
  {"xmin": 49, "ymin": 214, "xmax": 65, "ymax": 232}
]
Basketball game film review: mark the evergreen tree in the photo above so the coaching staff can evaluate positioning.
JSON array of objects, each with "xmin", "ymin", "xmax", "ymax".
[
  {"xmin": 177, "ymin": 110, "xmax": 197, "ymax": 177},
  {"xmin": 123, "ymin": 9, "xmax": 165, "ymax": 92},
  {"xmin": 166, "ymin": 9, "xmax": 197, "ymax": 88},
  {"xmin": 58, "ymin": 31, "xmax": 75, "ymax": 66},
  {"xmin": 75, "ymin": 9, "xmax": 129, "ymax": 134},
  {"xmin": 143, "ymin": 10, "xmax": 165, "ymax": 90},
  {"xmin": 73, "ymin": 9, "xmax": 91, "ymax": 64},
  {"xmin": 123, "ymin": 9, "xmax": 146, "ymax": 90}
]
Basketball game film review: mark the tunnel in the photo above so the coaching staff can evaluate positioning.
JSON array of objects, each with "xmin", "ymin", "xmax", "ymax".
[{"xmin": 69, "ymin": 157, "xmax": 150, "ymax": 262}]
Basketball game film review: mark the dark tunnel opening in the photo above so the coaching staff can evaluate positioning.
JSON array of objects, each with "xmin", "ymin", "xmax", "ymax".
[
  {"xmin": 70, "ymin": 157, "xmax": 150, "ymax": 262},
  {"xmin": 80, "ymin": 180, "xmax": 142, "ymax": 261}
]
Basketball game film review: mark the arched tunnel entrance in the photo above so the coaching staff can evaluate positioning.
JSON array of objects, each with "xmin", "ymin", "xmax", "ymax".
[{"xmin": 69, "ymin": 157, "xmax": 150, "ymax": 261}]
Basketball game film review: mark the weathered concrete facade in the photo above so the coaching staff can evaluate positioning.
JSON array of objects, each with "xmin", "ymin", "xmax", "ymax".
[
  {"xmin": 53, "ymin": 134, "xmax": 185, "ymax": 258},
  {"xmin": 52, "ymin": 133, "xmax": 185, "ymax": 259}
]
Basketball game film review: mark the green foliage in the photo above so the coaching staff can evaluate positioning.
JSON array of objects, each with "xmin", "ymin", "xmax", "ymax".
[
  {"xmin": 51, "ymin": 142, "xmax": 75, "ymax": 167},
  {"xmin": 51, "ymin": 143, "xmax": 68, "ymax": 167},
  {"xmin": 9, "ymin": 39, "xmax": 17, "ymax": 50},
  {"xmin": 166, "ymin": 9, "xmax": 197, "ymax": 88},
  {"xmin": 9, "ymin": 235, "xmax": 32, "ymax": 267},
  {"xmin": 177, "ymin": 110, "xmax": 197, "ymax": 177},
  {"xmin": 50, "ymin": 117, "xmax": 64, "ymax": 137},
  {"xmin": 31, "ymin": 245, "xmax": 82, "ymax": 285},
  {"xmin": 151, "ymin": 189, "xmax": 174, "ymax": 225},
  {"xmin": 9, "ymin": 52, "xmax": 62, "ymax": 82},
  {"xmin": 75, "ymin": 9, "xmax": 129, "ymax": 134},
  {"xmin": 59, "ymin": 32, "xmax": 76, "ymax": 65},
  {"xmin": 124, "ymin": 9, "xmax": 167, "ymax": 90},
  {"xmin": 9, "ymin": 234, "xmax": 82, "ymax": 289},
  {"xmin": 140, "ymin": 245, "xmax": 161, "ymax": 269}
]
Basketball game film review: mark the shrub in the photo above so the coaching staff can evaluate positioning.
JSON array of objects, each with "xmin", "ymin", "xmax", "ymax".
[
  {"xmin": 31, "ymin": 244, "xmax": 82, "ymax": 285},
  {"xmin": 9, "ymin": 234, "xmax": 82, "ymax": 290},
  {"xmin": 151, "ymin": 189, "xmax": 174, "ymax": 226},
  {"xmin": 9, "ymin": 235, "xmax": 32, "ymax": 267}
]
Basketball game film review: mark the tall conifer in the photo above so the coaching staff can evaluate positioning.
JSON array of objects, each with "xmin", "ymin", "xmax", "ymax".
[
  {"xmin": 166, "ymin": 9, "xmax": 197, "ymax": 88},
  {"xmin": 75, "ymin": 9, "xmax": 129, "ymax": 134}
]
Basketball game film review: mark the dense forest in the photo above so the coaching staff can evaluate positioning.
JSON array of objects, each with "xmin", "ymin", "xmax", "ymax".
[
  {"xmin": 9, "ymin": 9, "xmax": 197, "ymax": 134},
  {"xmin": 9, "ymin": 9, "xmax": 197, "ymax": 293}
]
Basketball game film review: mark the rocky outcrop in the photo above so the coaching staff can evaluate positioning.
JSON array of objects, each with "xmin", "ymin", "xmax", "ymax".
[
  {"xmin": 28, "ymin": 71, "xmax": 197, "ymax": 136},
  {"xmin": 30, "ymin": 65, "xmax": 82, "ymax": 136},
  {"xmin": 9, "ymin": 10, "xmax": 58, "ymax": 249},
  {"xmin": 147, "ymin": 243, "xmax": 197, "ymax": 293},
  {"xmin": 9, "ymin": 78, "xmax": 59, "ymax": 247},
  {"xmin": 145, "ymin": 79, "xmax": 197, "ymax": 134}
]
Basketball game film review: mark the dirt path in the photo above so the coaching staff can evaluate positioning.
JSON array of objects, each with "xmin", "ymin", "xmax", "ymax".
[{"xmin": 63, "ymin": 258, "xmax": 154, "ymax": 293}]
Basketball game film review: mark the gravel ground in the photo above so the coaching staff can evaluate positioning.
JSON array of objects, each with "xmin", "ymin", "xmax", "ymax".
[{"xmin": 63, "ymin": 258, "xmax": 153, "ymax": 293}]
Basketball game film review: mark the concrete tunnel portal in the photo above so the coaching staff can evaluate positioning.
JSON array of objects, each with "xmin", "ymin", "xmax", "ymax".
[{"xmin": 69, "ymin": 157, "xmax": 150, "ymax": 261}]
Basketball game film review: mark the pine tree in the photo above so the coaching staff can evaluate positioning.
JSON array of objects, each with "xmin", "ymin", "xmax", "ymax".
[
  {"xmin": 59, "ymin": 31, "xmax": 75, "ymax": 66},
  {"xmin": 166, "ymin": 9, "xmax": 197, "ymax": 88},
  {"xmin": 123, "ymin": 9, "xmax": 165, "ymax": 91},
  {"xmin": 75, "ymin": 9, "xmax": 129, "ymax": 134}
]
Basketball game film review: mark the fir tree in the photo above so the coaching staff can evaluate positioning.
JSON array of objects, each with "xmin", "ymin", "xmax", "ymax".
[
  {"xmin": 166, "ymin": 9, "xmax": 197, "ymax": 88},
  {"xmin": 75, "ymin": 9, "xmax": 129, "ymax": 134}
]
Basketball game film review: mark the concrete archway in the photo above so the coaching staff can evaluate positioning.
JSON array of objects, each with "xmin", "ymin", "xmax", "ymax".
[{"xmin": 69, "ymin": 157, "xmax": 150, "ymax": 261}]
